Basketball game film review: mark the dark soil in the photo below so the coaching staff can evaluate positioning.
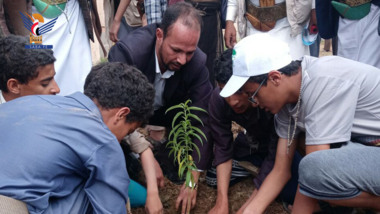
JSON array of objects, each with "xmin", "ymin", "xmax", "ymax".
[
  {"xmin": 131, "ymin": 176, "xmax": 288, "ymax": 214},
  {"xmin": 132, "ymin": 121, "xmax": 288, "ymax": 214}
]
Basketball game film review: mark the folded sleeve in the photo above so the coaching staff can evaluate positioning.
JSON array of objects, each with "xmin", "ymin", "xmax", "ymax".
[
  {"xmin": 84, "ymin": 143, "xmax": 130, "ymax": 214},
  {"xmin": 124, "ymin": 130, "xmax": 151, "ymax": 154},
  {"xmin": 208, "ymin": 88, "xmax": 235, "ymax": 166}
]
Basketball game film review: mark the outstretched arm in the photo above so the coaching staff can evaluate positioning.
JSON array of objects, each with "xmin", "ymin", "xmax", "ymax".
[
  {"xmin": 140, "ymin": 148, "xmax": 164, "ymax": 214},
  {"xmin": 241, "ymin": 138, "xmax": 297, "ymax": 214},
  {"xmin": 208, "ymin": 160, "xmax": 232, "ymax": 214},
  {"xmin": 125, "ymin": 131, "xmax": 164, "ymax": 213}
]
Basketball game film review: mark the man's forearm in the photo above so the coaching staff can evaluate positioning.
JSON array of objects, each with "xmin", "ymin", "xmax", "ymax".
[
  {"xmin": 140, "ymin": 148, "xmax": 164, "ymax": 213},
  {"xmin": 244, "ymin": 138, "xmax": 296, "ymax": 213},
  {"xmin": 114, "ymin": 0, "xmax": 131, "ymax": 22},
  {"xmin": 247, "ymin": 165, "xmax": 292, "ymax": 213},
  {"xmin": 208, "ymin": 160, "xmax": 232, "ymax": 214},
  {"xmin": 140, "ymin": 148, "xmax": 159, "ymax": 194},
  {"xmin": 216, "ymin": 160, "xmax": 233, "ymax": 200}
]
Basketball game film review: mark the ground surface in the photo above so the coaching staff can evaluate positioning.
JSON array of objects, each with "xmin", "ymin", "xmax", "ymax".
[
  {"xmin": 131, "ymin": 40, "xmax": 333, "ymax": 214},
  {"xmin": 132, "ymin": 176, "xmax": 287, "ymax": 214}
]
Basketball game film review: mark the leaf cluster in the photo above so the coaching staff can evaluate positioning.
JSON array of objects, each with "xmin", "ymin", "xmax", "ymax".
[{"xmin": 165, "ymin": 99, "xmax": 207, "ymax": 188}]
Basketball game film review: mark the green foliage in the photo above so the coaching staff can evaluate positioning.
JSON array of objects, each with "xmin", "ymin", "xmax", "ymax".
[{"xmin": 165, "ymin": 99, "xmax": 207, "ymax": 189}]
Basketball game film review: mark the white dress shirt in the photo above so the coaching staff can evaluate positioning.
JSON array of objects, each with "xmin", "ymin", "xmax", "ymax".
[{"xmin": 153, "ymin": 51, "xmax": 174, "ymax": 110}]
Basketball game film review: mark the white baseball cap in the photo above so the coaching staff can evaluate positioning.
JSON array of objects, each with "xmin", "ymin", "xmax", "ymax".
[{"xmin": 220, "ymin": 34, "xmax": 292, "ymax": 97}]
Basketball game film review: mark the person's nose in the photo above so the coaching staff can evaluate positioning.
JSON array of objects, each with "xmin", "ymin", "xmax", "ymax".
[
  {"xmin": 226, "ymin": 96, "xmax": 239, "ymax": 107},
  {"xmin": 50, "ymin": 79, "xmax": 60, "ymax": 95},
  {"xmin": 177, "ymin": 53, "xmax": 186, "ymax": 65}
]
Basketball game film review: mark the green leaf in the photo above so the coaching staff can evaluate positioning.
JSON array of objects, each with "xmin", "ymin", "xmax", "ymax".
[
  {"xmin": 181, "ymin": 121, "xmax": 188, "ymax": 129},
  {"xmin": 190, "ymin": 126, "xmax": 207, "ymax": 141},
  {"xmin": 177, "ymin": 139, "xmax": 186, "ymax": 147},
  {"xmin": 171, "ymin": 111, "xmax": 184, "ymax": 128},
  {"xmin": 166, "ymin": 140, "xmax": 175, "ymax": 148},
  {"xmin": 178, "ymin": 158, "xmax": 186, "ymax": 177},
  {"xmin": 173, "ymin": 129, "xmax": 183, "ymax": 145},
  {"xmin": 168, "ymin": 123, "xmax": 182, "ymax": 139},
  {"xmin": 188, "ymin": 106, "xmax": 208, "ymax": 114},
  {"xmin": 190, "ymin": 172, "xmax": 194, "ymax": 188},
  {"xmin": 173, "ymin": 123, "xmax": 183, "ymax": 133},
  {"xmin": 178, "ymin": 132, "xmax": 186, "ymax": 139},
  {"xmin": 177, "ymin": 150, "xmax": 181, "ymax": 165},
  {"xmin": 168, "ymin": 149, "xmax": 175, "ymax": 158},
  {"xmin": 190, "ymin": 142, "xmax": 201, "ymax": 161},
  {"xmin": 189, "ymin": 132, "xmax": 203, "ymax": 145},
  {"xmin": 185, "ymin": 170, "xmax": 191, "ymax": 187},
  {"xmin": 188, "ymin": 113, "xmax": 204, "ymax": 126},
  {"xmin": 165, "ymin": 103, "xmax": 183, "ymax": 114},
  {"xmin": 179, "ymin": 164, "xmax": 186, "ymax": 179},
  {"xmin": 184, "ymin": 99, "xmax": 192, "ymax": 106},
  {"xmin": 190, "ymin": 163, "xmax": 197, "ymax": 171}
]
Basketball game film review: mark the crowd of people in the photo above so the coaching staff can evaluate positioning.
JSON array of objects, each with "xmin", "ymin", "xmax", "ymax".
[{"xmin": 0, "ymin": 0, "xmax": 379, "ymax": 214}]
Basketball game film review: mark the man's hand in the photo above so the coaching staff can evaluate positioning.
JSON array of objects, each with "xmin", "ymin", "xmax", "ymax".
[
  {"xmin": 154, "ymin": 158, "xmax": 165, "ymax": 188},
  {"xmin": 236, "ymin": 189, "xmax": 258, "ymax": 214},
  {"xmin": 145, "ymin": 191, "xmax": 163, "ymax": 214},
  {"xmin": 109, "ymin": 19, "xmax": 121, "ymax": 42},
  {"xmin": 308, "ymin": 9, "xmax": 317, "ymax": 34},
  {"xmin": 224, "ymin": 21, "xmax": 237, "ymax": 48},
  {"xmin": 208, "ymin": 197, "xmax": 228, "ymax": 214},
  {"xmin": 209, "ymin": 160, "xmax": 233, "ymax": 214},
  {"xmin": 140, "ymin": 149, "xmax": 164, "ymax": 213},
  {"xmin": 175, "ymin": 183, "xmax": 198, "ymax": 214}
]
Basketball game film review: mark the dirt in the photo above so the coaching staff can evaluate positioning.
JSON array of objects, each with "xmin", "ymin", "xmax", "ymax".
[
  {"xmin": 131, "ymin": 175, "xmax": 287, "ymax": 214},
  {"xmin": 132, "ymin": 121, "xmax": 288, "ymax": 214},
  {"xmin": 131, "ymin": 41, "xmax": 333, "ymax": 214}
]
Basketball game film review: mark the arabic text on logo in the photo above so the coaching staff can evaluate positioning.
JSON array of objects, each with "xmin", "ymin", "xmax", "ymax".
[{"xmin": 20, "ymin": 12, "xmax": 57, "ymax": 49}]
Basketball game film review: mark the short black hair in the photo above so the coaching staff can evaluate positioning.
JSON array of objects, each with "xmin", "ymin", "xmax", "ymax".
[
  {"xmin": 214, "ymin": 49, "xmax": 233, "ymax": 85},
  {"xmin": 159, "ymin": 2, "xmax": 202, "ymax": 38},
  {"xmin": 0, "ymin": 35, "xmax": 56, "ymax": 92},
  {"xmin": 84, "ymin": 62, "xmax": 155, "ymax": 124},
  {"xmin": 247, "ymin": 60, "xmax": 302, "ymax": 85}
]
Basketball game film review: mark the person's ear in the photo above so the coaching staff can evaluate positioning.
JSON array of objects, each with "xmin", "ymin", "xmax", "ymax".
[
  {"xmin": 156, "ymin": 28, "xmax": 164, "ymax": 42},
  {"xmin": 267, "ymin": 70, "xmax": 282, "ymax": 86},
  {"xmin": 7, "ymin": 79, "xmax": 22, "ymax": 95},
  {"xmin": 115, "ymin": 107, "xmax": 131, "ymax": 123}
]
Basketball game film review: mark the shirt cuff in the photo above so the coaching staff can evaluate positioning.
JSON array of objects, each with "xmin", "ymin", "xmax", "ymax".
[
  {"xmin": 124, "ymin": 130, "xmax": 151, "ymax": 154},
  {"xmin": 226, "ymin": 5, "xmax": 238, "ymax": 21}
]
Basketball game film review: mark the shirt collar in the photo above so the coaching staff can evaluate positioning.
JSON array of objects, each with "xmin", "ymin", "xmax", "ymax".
[
  {"xmin": 0, "ymin": 91, "xmax": 6, "ymax": 104},
  {"xmin": 155, "ymin": 49, "xmax": 175, "ymax": 79},
  {"xmin": 66, "ymin": 92, "xmax": 102, "ymax": 119}
]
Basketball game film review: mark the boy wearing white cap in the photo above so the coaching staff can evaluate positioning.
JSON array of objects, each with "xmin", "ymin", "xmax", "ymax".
[{"xmin": 221, "ymin": 34, "xmax": 380, "ymax": 213}]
